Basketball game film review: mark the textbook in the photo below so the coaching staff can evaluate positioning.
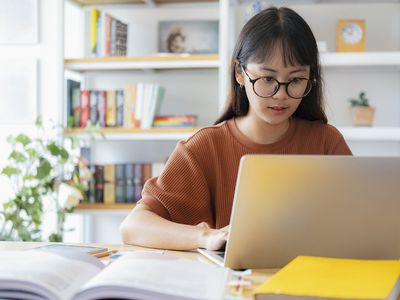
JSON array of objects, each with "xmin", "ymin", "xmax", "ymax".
[
  {"xmin": 254, "ymin": 256, "xmax": 400, "ymax": 300},
  {"xmin": 34, "ymin": 243, "xmax": 109, "ymax": 257},
  {"xmin": 0, "ymin": 250, "xmax": 228, "ymax": 300}
]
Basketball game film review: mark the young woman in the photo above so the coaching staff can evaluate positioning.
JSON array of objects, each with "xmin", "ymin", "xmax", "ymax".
[{"xmin": 120, "ymin": 6, "xmax": 352, "ymax": 251}]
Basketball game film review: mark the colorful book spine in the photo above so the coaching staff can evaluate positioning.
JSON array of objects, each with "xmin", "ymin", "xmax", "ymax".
[
  {"xmin": 90, "ymin": 90, "xmax": 98, "ymax": 125},
  {"xmin": 116, "ymin": 89, "xmax": 124, "ymax": 127},
  {"xmin": 80, "ymin": 90, "xmax": 90, "ymax": 127},
  {"xmin": 104, "ymin": 164, "xmax": 115, "ymax": 204},
  {"xmin": 133, "ymin": 164, "xmax": 144, "ymax": 201},
  {"xmin": 90, "ymin": 9, "xmax": 100, "ymax": 57},
  {"xmin": 66, "ymin": 79, "xmax": 81, "ymax": 128},
  {"xmin": 97, "ymin": 90, "xmax": 107, "ymax": 128},
  {"xmin": 106, "ymin": 90, "xmax": 117, "ymax": 127},
  {"xmin": 115, "ymin": 164, "xmax": 125, "ymax": 203},
  {"xmin": 94, "ymin": 165, "xmax": 104, "ymax": 203},
  {"xmin": 124, "ymin": 163, "xmax": 135, "ymax": 203}
]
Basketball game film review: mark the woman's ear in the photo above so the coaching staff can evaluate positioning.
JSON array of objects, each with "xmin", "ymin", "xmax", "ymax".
[{"xmin": 234, "ymin": 60, "xmax": 245, "ymax": 87}]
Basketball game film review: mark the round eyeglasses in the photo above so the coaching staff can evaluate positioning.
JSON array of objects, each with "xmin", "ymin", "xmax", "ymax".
[{"xmin": 242, "ymin": 66, "xmax": 314, "ymax": 99}]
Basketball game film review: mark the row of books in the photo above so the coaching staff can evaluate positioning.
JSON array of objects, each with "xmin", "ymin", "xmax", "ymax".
[
  {"xmin": 90, "ymin": 8, "xmax": 128, "ymax": 57},
  {"xmin": 86, "ymin": 162, "xmax": 165, "ymax": 204},
  {"xmin": 66, "ymin": 80, "xmax": 166, "ymax": 129}
]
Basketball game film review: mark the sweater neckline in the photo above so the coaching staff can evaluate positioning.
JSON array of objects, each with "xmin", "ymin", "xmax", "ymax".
[{"xmin": 226, "ymin": 117, "xmax": 297, "ymax": 151}]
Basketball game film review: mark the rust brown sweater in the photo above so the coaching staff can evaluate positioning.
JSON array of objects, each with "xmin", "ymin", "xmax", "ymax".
[{"xmin": 141, "ymin": 117, "xmax": 352, "ymax": 228}]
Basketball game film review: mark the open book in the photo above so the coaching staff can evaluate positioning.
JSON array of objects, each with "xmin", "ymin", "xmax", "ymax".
[{"xmin": 0, "ymin": 249, "xmax": 229, "ymax": 300}]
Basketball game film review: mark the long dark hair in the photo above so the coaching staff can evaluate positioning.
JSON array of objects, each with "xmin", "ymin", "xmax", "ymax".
[{"xmin": 215, "ymin": 6, "xmax": 327, "ymax": 124}]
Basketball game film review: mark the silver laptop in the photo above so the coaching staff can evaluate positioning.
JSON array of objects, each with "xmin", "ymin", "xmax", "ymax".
[{"xmin": 198, "ymin": 155, "xmax": 400, "ymax": 269}]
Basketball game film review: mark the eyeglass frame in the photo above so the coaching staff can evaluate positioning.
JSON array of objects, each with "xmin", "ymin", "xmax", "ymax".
[{"xmin": 240, "ymin": 65, "xmax": 315, "ymax": 99}]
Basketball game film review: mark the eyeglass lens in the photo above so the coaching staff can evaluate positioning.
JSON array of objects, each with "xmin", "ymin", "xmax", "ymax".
[{"xmin": 254, "ymin": 78, "xmax": 311, "ymax": 98}]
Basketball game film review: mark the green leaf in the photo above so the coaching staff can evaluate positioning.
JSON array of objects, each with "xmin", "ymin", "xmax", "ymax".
[
  {"xmin": 47, "ymin": 142, "xmax": 61, "ymax": 156},
  {"xmin": 59, "ymin": 148, "xmax": 69, "ymax": 161},
  {"xmin": 1, "ymin": 166, "xmax": 21, "ymax": 177},
  {"xmin": 26, "ymin": 148, "xmax": 38, "ymax": 160},
  {"xmin": 9, "ymin": 151, "xmax": 26, "ymax": 163},
  {"xmin": 6, "ymin": 135, "xmax": 15, "ymax": 145},
  {"xmin": 15, "ymin": 134, "xmax": 31, "ymax": 146},
  {"xmin": 35, "ymin": 116, "xmax": 43, "ymax": 127},
  {"xmin": 36, "ymin": 158, "xmax": 52, "ymax": 180}
]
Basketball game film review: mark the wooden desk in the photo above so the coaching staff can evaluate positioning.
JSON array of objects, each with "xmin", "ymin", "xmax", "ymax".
[{"xmin": 0, "ymin": 241, "xmax": 276, "ymax": 299}]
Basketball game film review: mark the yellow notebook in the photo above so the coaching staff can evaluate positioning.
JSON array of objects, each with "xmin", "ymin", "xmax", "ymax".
[{"xmin": 254, "ymin": 256, "xmax": 400, "ymax": 300}]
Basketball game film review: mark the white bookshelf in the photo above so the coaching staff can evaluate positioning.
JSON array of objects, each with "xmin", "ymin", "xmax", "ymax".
[
  {"xmin": 64, "ymin": 54, "xmax": 221, "ymax": 71},
  {"xmin": 320, "ymin": 52, "xmax": 400, "ymax": 67},
  {"xmin": 339, "ymin": 127, "xmax": 400, "ymax": 142}
]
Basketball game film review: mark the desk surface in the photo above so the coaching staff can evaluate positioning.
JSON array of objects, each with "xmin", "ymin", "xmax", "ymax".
[{"xmin": 0, "ymin": 241, "xmax": 276, "ymax": 300}]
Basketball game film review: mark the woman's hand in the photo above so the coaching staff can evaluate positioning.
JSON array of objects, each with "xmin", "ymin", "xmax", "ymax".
[{"xmin": 197, "ymin": 222, "xmax": 229, "ymax": 251}]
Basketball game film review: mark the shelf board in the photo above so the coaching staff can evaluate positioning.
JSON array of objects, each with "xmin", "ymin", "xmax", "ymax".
[
  {"xmin": 73, "ymin": 0, "xmax": 216, "ymax": 4},
  {"xmin": 65, "ymin": 127, "xmax": 198, "ymax": 140},
  {"xmin": 76, "ymin": 203, "xmax": 135, "ymax": 210},
  {"xmin": 321, "ymin": 52, "xmax": 400, "ymax": 67},
  {"xmin": 338, "ymin": 127, "xmax": 400, "ymax": 141},
  {"xmin": 64, "ymin": 54, "xmax": 220, "ymax": 71}
]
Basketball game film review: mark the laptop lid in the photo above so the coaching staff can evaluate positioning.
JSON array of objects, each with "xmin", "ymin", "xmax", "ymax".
[{"xmin": 222, "ymin": 155, "xmax": 400, "ymax": 269}]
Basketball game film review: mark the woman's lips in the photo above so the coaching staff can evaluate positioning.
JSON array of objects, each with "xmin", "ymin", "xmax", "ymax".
[{"xmin": 268, "ymin": 105, "xmax": 289, "ymax": 112}]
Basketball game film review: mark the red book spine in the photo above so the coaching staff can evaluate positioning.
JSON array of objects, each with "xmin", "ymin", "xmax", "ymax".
[{"xmin": 80, "ymin": 90, "xmax": 90, "ymax": 127}]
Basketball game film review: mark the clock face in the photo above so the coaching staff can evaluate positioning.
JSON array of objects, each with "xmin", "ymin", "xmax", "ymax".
[{"xmin": 341, "ymin": 23, "xmax": 363, "ymax": 44}]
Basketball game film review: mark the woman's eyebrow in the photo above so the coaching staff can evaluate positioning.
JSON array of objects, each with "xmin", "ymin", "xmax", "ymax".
[
  {"xmin": 258, "ymin": 67, "xmax": 308, "ymax": 73},
  {"xmin": 289, "ymin": 68, "xmax": 308, "ymax": 74}
]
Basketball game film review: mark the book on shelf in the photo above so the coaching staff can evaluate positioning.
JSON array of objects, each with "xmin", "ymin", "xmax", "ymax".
[
  {"xmin": 0, "ymin": 249, "xmax": 228, "ymax": 300},
  {"xmin": 153, "ymin": 115, "xmax": 198, "ymax": 128},
  {"xmin": 89, "ymin": 90, "xmax": 98, "ymax": 125},
  {"xmin": 80, "ymin": 90, "xmax": 90, "ymax": 128},
  {"xmin": 106, "ymin": 90, "xmax": 116, "ymax": 127},
  {"xmin": 103, "ymin": 164, "xmax": 115, "ymax": 205},
  {"xmin": 66, "ymin": 79, "xmax": 81, "ymax": 128},
  {"xmin": 116, "ymin": 89, "xmax": 124, "ymax": 127},
  {"xmin": 90, "ymin": 8, "xmax": 127, "ymax": 57},
  {"xmin": 254, "ymin": 256, "xmax": 400, "ymax": 300},
  {"xmin": 65, "ymin": 83, "xmax": 171, "ymax": 131},
  {"xmin": 97, "ymin": 90, "xmax": 106, "ymax": 128},
  {"xmin": 83, "ymin": 162, "xmax": 163, "ymax": 205},
  {"xmin": 94, "ymin": 165, "xmax": 104, "ymax": 203},
  {"xmin": 123, "ymin": 83, "xmax": 137, "ymax": 128},
  {"xmin": 115, "ymin": 163, "xmax": 125, "ymax": 204},
  {"xmin": 124, "ymin": 163, "xmax": 135, "ymax": 203}
]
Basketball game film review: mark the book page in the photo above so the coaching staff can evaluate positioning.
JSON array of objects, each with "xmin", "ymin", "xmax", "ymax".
[
  {"xmin": 74, "ymin": 252, "xmax": 229, "ymax": 300},
  {"xmin": 0, "ymin": 250, "xmax": 104, "ymax": 300}
]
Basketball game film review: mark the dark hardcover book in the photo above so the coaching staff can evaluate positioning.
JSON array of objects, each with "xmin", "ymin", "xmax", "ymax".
[
  {"xmin": 116, "ymin": 20, "xmax": 127, "ymax": 56},
  {"xmin": 134, "ymin": 164, "xmax": 144, "ymax": 202},
  {"xmin": 66, "ymin": 79, "xmax": 81, "ymax": 128},
  {"xmin": 80, "ymin": 90, "xmax": 90, "ymax": 128},
  {"xmin": 115, "ymin": 164, "xmax": 125, "ymax": 203},
  {"xmin": 88, "ymin": 165, "xmax": 96, "ymax": 203},
  {"xmin": 97, "ymin": 90, "xmax": 107, "ymax": 128},
  {"xmin": 125, "ymin": 163, "xmax": 135, "ymax": 203},
  {"xmin": 116, "ymin": 89, "xmax": 124, "ymax": 127},
  {"xmin": 94, "ymin": 165, "xmax": 104, "ymax": 203},
  {"xmin": 90, "ymin": 90, "xmax": 98, "ymax": 125}
]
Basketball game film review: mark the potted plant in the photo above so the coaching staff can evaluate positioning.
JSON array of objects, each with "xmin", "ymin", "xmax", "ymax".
[
  {"xmin": 0, "ymin": 117, "xmax": 90, "ymax": 242},
  {"xmin": 349, "ymin": 91, "xmax": 375, "ymax": 126}
]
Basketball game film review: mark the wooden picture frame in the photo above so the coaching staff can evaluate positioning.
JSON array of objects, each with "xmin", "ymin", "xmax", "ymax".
[{"xmin": 336, "ymin": 19, "xmax": 366, "ymax": 52}]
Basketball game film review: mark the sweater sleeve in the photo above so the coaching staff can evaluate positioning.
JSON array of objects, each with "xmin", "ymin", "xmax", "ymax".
[
  {"xmin": 140, "ymin": 141, "xmax": 214, "ymax": 226},
  {"xmin": 326, "ymin": 125, "xmax": 353, "ymax": 155}
]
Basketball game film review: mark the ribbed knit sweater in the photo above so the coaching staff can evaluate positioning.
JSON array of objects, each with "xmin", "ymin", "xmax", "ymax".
[{"xmin": 141, "ymin": 117, "xmax": 352, "ymax": 228}]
